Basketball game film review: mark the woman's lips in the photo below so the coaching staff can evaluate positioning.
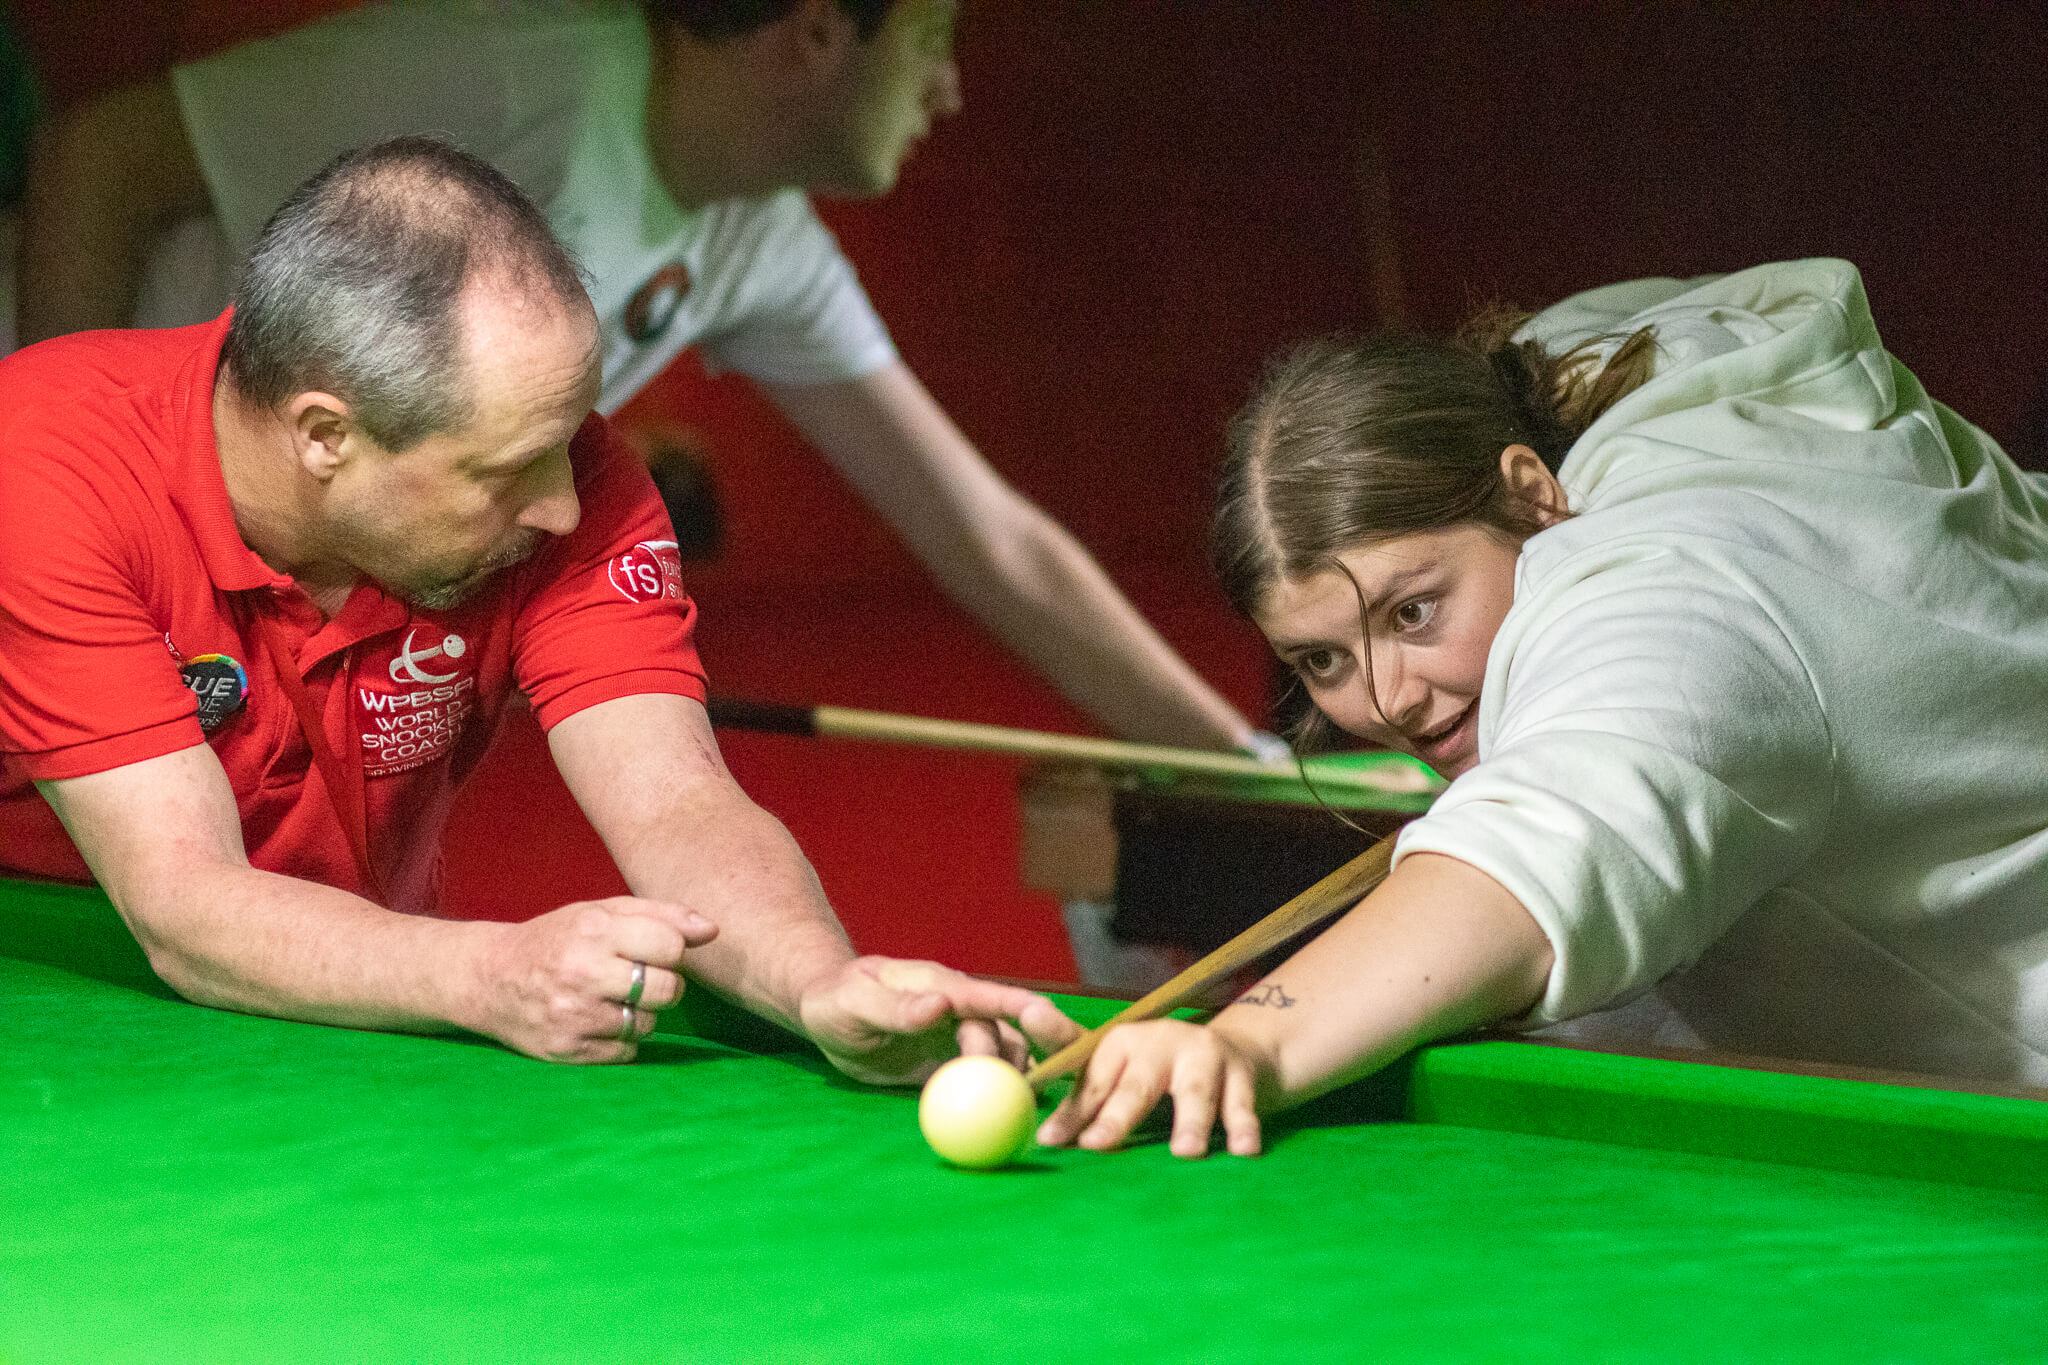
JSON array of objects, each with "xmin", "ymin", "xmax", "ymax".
[{"xmin": 1410, "ymin": 700, "xmax": 1477, "ymax": 772}]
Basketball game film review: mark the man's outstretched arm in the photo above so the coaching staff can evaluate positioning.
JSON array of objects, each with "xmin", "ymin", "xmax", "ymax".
[
  {"xmin": 16, "ymin": 74, "xmax": 209, "ymax": 344},
  {"xmin": 549, "ymin": 691, "xmax": 1081, "ymax": 1084},
  {"xmin": 762, "ymin": 363, "xmax": 1258, "ymax": 753},
  {"xmin": 38, "ymin": 743, "xmax": 717, "ymax": 1062}
]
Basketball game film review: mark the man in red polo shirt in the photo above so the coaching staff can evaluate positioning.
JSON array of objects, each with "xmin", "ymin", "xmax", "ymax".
[{"xmin": 0, "ymin": 136, "xmax": 1076, "ymax": 1076}]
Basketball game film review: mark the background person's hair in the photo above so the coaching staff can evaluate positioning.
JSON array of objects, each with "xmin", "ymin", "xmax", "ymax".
[
  {"xmin": 221, "ymin": 135, "xmax": 588, "ymax": 452},
  {"xmin": 642, "ymin": 0, "xmax": 895, "ymax": 43},
  {"xmin": 1212, "ymin": 314, "xmax": 1656, "ymax": 751}
]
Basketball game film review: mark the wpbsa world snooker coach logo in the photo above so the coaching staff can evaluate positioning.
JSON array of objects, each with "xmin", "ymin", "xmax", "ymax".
[{"xmin": 356, "ymin": 626, "xmax": 478, "ymax": 777}]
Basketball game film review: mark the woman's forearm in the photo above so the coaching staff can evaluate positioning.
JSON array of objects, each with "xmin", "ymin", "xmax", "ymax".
[{"xmin": 1213, "ymin": 851, "xmax": 1556, "ymax": 1112}]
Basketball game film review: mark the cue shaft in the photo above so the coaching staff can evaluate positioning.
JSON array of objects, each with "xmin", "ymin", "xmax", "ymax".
[
  {"xmin": 705, "ymin": 698, "xmax": 1440, "ymax": 800},
  {"xmin": 1022, "ymin": 836, "xmax": 1398, "ymax": 1091}
]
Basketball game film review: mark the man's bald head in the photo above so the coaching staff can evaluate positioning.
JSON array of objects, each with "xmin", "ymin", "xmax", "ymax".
[{"xmin": 222, "ymin": 136, "xmax": 591, "ymax": 452}]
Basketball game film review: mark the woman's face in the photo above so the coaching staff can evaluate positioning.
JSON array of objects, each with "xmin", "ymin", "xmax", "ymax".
[{"xmin": 1253, "ymin": 522, "xmax": 1525, "ymax": 779}]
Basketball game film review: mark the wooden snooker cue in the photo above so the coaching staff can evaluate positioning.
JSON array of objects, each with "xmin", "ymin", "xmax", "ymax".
[
  {"xmin": 705, "ymin": 698, "xmax": 1441, "ymax": 800},
  {"xmin": 1022, "ymin": 834, "xmax": 1398, "ymax": 1092}
]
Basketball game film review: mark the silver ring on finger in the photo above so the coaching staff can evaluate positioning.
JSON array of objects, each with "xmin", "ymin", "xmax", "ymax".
[
  {"xmin": 618, "ymin": 1003, "xmax": 637, "ymax": 1043},
  {"xmin": 625, "ymin": 959, "xmax": 648, "ymax": 1009}
]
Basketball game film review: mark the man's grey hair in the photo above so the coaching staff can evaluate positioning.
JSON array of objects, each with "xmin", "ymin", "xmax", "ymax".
[{"xmin": 221, "ymin": 135, "xmax": 589, "ymax": 452}]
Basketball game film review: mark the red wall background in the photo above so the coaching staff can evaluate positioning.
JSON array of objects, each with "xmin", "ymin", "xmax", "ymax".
[{"xmin": 13, "ymin": 3, "xmax": 2047, "ymax": 978}]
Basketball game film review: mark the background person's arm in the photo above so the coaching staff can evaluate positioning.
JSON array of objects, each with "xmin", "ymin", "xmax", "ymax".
[
  {"xmin": 762, "ymin": 363, "xmax": 1257, "ymax": 753},
  {"xmin": 37, "ymin": 743, "xmax": 716, "ymax": 1062},
  {"xmin": 15, "ymin": 74, "xmax": 208, "ymax": 344},
  {"xmin": 548, "ymin": 691, "xmax": 1081, "ymax": 1083},
  {"xmin": 1037, "ymin": 851, "xmax": 1555, "ymax": 1156}
]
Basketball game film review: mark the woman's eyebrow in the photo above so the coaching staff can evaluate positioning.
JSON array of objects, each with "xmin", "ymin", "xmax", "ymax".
[
  {"xmin": 1354, "ymin": 560, "xmax": 1435, "ymax": 614},
  {"xmin": 1268, "ymin": 562, "xmax": 1435, "ymax": 653}
]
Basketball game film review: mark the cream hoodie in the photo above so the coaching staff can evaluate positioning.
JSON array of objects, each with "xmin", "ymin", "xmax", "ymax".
[{"xmin": 1396, "ymin": 259, "xmax": 2048, "ymax": 1085}]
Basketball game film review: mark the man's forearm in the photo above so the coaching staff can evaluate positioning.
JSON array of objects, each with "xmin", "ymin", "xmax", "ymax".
[
  {"xmin": 39, "ymin": 752, "xmax": 489, "ymax": 1034},
  {"xmin": 762, "ymin": 367, "xmax": 1257, "ymax": 752},
  {"xmin": 618, "ymin": 793, "xmax": 855, "ymax": 1032},
  {"xmin": 16, "ymin": 76, "xmax": 208, "ymax": 343},
  {"xmin": 111, "ymin": 859, "xmax": 488, "ymax": 1035},
  {"xmin": 949, "ymin": 500, "xmax": 1254, "ymax": 751},
  {"xmin": 550, "ymin": 695, "xmax": 856, "ymax": 1031},
  {"xmin": 556, "ymin": 696, "xmax": 1087, "ymax": 1082}
]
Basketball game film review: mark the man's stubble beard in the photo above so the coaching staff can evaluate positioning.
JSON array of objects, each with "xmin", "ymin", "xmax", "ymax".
[{"xmin": 389, "ymin": 526, "xmax": 546, "ymax": 612}]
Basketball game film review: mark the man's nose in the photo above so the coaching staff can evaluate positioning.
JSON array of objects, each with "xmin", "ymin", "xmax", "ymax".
[{"xmin": 517, "ymin": 449, "xmax": 582, "ymax": 538}]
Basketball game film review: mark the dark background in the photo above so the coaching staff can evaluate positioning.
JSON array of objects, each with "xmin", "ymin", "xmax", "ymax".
[{"xmin": 9, "ymin": 2, "xmax": 2046, "ymax": 978}]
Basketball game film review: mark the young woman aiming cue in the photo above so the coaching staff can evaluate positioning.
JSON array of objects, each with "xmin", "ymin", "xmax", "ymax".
[{"xmin": 1037, "ymin": 259, "xmax": 2048, "ymax": 1159}]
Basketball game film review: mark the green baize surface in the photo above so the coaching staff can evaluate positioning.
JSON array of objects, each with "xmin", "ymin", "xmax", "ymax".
[{"xmin": 3, "ymin": 878, "xmax": 2046, "ymax": 1363}]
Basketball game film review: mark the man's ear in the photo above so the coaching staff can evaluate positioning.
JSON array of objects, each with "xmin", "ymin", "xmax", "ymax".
[
  {"xmin": 283, "ymin": 392, "xmax": 357, "ymax": 483},
  {"xmin": 784, "ymin": 0, "xmax": 860, "ymax": 74},
  {"xmin": 1499, "ymin": 443, "xmax": 1569, "ymax": 527}
]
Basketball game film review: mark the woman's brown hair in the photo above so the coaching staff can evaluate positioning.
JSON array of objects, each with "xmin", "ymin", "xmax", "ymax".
[{"xmin": 1213, "ymin": 312, "xmax": 1657, "ymax": 751}]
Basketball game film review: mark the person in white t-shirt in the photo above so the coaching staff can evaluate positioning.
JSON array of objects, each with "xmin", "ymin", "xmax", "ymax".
[
  {"xmin": 10, "ymin": 0, "xmax": 1263, "ymax": 753},
  {"xmin": 1038, "ymin": 258, "xmax": 2048, "ymax": 1159}
]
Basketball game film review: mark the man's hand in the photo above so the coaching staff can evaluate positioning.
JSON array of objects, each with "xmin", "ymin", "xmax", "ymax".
[
  {"xmin": 795, "ymin": 956, "xmax": 1082, "ymax": 1086},
  {"xmin": 1035, "ymin": 1018, "xmax": 1268, "ymax": 1159},
  {"xmin": 464, "ymin": 896, "xmax": 718, "ymax": 1063}
]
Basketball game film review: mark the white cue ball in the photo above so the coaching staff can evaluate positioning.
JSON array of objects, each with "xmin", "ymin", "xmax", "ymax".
[{"xmin": 918, "ymin": 1056, "xmax": 1038, "ymax": 1169}]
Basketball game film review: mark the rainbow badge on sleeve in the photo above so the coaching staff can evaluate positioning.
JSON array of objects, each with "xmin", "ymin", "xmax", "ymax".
[{"xmin": 180, "ymin": 653, "xmax": 249, "ymax": 734}]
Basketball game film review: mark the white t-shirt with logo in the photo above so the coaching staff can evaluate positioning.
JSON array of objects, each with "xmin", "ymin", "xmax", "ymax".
[
  {"xmin": 1391, "ymin": 259, "xmax": 2048, "ymax": 1086},
  {"xmin": 134, "ymin": 0, "xmax": 897, "ymax": 412}
]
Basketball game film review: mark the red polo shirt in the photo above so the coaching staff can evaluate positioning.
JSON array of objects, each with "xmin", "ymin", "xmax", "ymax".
[{"xmin": 0, "ymin": 314, "xmax": 706, "ymax": 913}]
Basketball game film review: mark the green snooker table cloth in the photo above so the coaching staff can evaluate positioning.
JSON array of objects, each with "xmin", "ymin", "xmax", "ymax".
[{"xmin": 3, "ymin": 876, "xmax": 2046, "ymax": 1363}]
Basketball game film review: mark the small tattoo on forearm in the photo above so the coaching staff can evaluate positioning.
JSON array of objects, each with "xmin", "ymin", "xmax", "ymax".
[{"xmin": 1234, "ymin": 983, "xmax": 1295, "ymax": 1009}]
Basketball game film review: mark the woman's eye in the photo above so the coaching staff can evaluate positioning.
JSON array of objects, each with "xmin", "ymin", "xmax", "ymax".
[
  {"xmin": 1296, "ymin": 649, "xmax": 1340, "ymax": 682},
  {"xmin": 1394, "ymin": 598, "xmax": 1436, "ymax": 630}
]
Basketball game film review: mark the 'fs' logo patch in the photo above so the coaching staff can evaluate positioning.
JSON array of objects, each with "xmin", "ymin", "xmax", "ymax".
[{"xmin": 607, "ymin": 539, "xmax": 684, "ymax": 604}]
